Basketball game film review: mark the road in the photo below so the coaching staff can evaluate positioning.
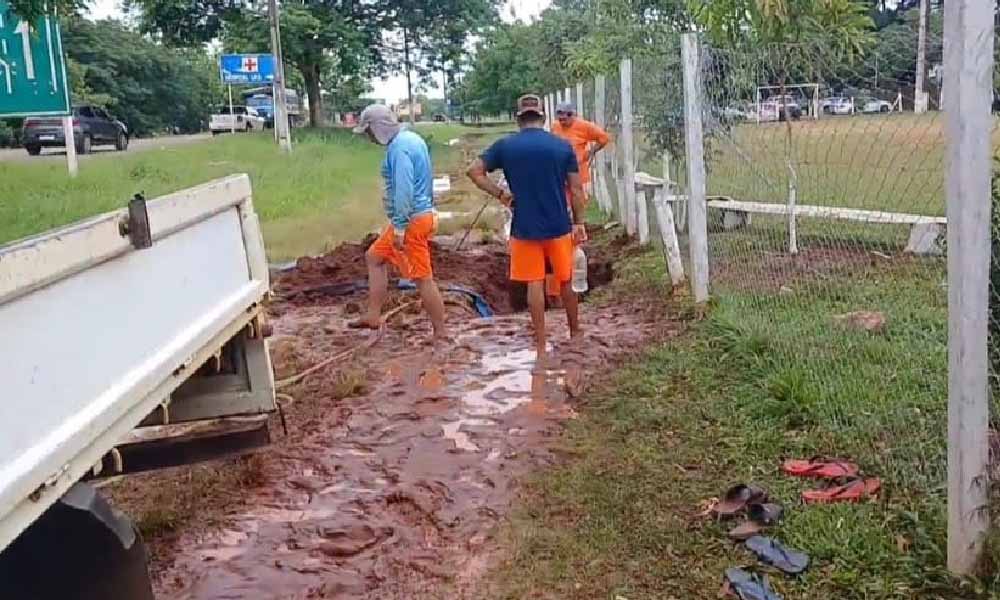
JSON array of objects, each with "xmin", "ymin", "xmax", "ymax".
[{"xmin": 0, "ymin": 133, "xmax": 212, "ymax": 163}]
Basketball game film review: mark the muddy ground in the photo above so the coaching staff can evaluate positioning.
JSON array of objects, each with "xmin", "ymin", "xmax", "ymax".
[{"xmin": 108, "ymin": 228, "xmax": 674, "ymax": 599}]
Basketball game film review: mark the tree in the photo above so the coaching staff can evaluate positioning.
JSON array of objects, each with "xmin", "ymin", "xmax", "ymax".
[
  {"xmin": 381, "ymin": 0, "xmax": 500, "ymax": 121},
  {"xmin": 6, "ymin": 0, "xmax": 83, "ymax": 22},
  {"xmin": 61, "ymin": 17, "xmax": 223, "ymax": 134},
  {"xmin": 129, "ymin": 0, "xmax": 385, "ymax": 128},
  {"xmin": 222, "ymin": 2, "xmax": 382, "ymax": 127}
]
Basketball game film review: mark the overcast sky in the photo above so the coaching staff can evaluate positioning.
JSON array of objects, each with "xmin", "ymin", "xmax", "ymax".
[{"xmin": 85, "ymin": 0, "xmax": 553, "ymax": 103}]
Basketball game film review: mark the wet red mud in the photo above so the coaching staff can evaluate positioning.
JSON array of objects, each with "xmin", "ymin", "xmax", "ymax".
[{"xmin": 154, "ymin": 235, "xmax": 670, "ymax": 600}]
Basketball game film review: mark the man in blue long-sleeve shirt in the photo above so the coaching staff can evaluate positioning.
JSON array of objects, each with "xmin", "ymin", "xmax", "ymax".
[{"xmin": 352, "ymin": 104, "xmax": 447, "ymax": 341}]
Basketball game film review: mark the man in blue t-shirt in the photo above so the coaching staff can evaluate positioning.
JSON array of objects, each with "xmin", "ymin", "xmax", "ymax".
[{"xmin": 467, "ymin": 94, "xmax": 588, "ymax": 359}]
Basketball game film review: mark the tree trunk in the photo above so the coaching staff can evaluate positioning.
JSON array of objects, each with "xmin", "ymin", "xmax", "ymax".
[
  {"xmin": 404, "ymin": 29, "xmax": 415, "ymax": 122},
  {"xmin": 303, "ymin": 62, "xmax": 324, "ymax": 128}
]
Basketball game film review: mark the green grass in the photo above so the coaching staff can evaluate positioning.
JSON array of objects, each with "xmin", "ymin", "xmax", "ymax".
[
  {"xmin": 487, "ymin": 240, "xmax": 1000, "ymax": 599},
  {"xmin": 635, "ymin": 113, "xmax": 1000, "ymax": 219},
  {"xmin": 0, "ymin": 125, "xmax": 492, "ymax": 261}
]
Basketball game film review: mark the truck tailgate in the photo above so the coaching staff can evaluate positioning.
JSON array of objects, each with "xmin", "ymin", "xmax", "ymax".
[{"xmin": 0, "ymin": 175, "xmax": 271, "ymax": 552}]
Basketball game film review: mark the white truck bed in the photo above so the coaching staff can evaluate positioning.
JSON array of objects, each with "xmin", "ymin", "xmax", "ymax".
[{"xmin": 0, "ymin": 174, "xmax": 273, "ymax": 552}]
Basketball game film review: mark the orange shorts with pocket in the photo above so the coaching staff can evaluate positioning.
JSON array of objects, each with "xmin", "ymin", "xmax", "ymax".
[
  {"xmin": 510, "ymin": 234, "xmax": 573, "ymax": 286},
  {"xmin": 368, "ymin": 212, "xmax": 437, "ymax": 280}
]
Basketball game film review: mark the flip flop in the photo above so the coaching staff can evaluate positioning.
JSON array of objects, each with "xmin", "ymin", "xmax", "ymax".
[
  {"xmin": 728, "ymin": 503, "xmax": 784, "ymax": 541},
  {"xmin": 781, "ymin": 457, "xmax": 859, "ymax": 479},
  {"xmin": 801, "ymin": 477, "xmax": 881, "ymax": 504},
  {"xmin": 745, "ymin": 536, "xmax": 810, "ymax": 575},
  {"xmin": 347, "ymin": 318, "xmax": 381, "ymax": 330},
  {"xmin": 714, "ymin": 484, "xmax": 769, "ymax": 518},
  {"xmin": 722, "ymin": 567, "xmax": 784, "ymax": 600}
]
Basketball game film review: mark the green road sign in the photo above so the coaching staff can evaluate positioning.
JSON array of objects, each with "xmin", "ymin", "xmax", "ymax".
[{"xmin": 0, "ymin": 2, "xmax": 70, "ymax": 117}]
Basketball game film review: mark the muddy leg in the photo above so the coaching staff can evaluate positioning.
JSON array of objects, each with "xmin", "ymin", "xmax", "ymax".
[
  {"xmin": 527, "ymin": 280, "xmax": 547, "ymax": 358},
  {"xmin": 561, "ymin": 281, "xmax": 581, "ymax": 339},
  {"xmin": 415, "ymin": 277, "xmax": 447, "ymax": 339},
  {"xmin": 364, "ymin": 251, "xmax": 389, "ymax": 326}
]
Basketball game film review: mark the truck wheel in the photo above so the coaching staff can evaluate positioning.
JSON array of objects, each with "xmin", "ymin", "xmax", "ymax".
[
  {"xmin": 77, "ymin": 134, "xmax": 92, "ymax": 155},
  {"xmin": 25, "ymin": 145, "xmax": 41, "ymax": 156},
  {"xmin": 0, "ymin": 483, "xmax": 155, "ymax": 600},
  {"xmin": 115, "ymin": 133, "xmax": 129, "ymax": 151}
]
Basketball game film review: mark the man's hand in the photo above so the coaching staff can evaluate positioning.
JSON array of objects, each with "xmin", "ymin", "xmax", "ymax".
[
  {"xmin": 393, "ymin": 229, "xmax": 406, "ymax": 251},
  {"xmin": 498, "ymin": 190, "xmax": 513, "ymax": 208},
  {"xmin": 588, "ymin": 146, "xmax": 599, "ymax": 162},
  {"xmin": 572, "ymin": 224, "xmax": 588, "ymax": 244}
]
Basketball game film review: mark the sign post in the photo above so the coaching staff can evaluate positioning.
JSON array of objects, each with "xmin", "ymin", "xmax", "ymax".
[
  {"xmin": 0, "ymin": 2, "xmax": 74, "ymax": 175},
  {"xmin": 220, "ymin": 52, "xmax": 290, "ymax": 149}
]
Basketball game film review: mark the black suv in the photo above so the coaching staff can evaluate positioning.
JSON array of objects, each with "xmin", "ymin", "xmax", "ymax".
[{"xmin": 22, "ymin": 105, "xmax": 129, "ymax": 156}]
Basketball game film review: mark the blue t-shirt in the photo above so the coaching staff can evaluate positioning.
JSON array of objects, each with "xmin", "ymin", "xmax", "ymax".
[{"xmin": 481, "ymin": 128, "xmax": 578, "ymax": 240}]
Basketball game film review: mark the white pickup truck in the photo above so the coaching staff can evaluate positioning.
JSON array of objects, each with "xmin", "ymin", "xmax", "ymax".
[
  {"xmin": 0, "ymin": 175, "xmax": 276, "ymax": 598},
  {"xmin": 210, "ymin": 105, "xmax": 267, "ymax": 135}
]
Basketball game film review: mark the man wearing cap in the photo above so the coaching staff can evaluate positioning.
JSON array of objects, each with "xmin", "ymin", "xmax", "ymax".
[
  {"xmin": 352, "ymin": 104, "xmax": 448, "ymax": 342},
  {"xmin": 547, "ymin": 101, "xmax": 610, "ymax": 303},
  {"xmin": 552, "ymin": 101, "xmax": 611, "ymax": 202},
  {"xmin": 466, "ymin": 95, "xmax": 588, "ymax": 359}
]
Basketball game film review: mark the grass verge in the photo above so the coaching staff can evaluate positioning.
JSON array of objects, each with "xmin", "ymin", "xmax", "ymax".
[
  {"xmin": 1, "ymin": 124, "xmax": 494, "ymax": 260},
  {"xmin": 488, "ymin": 242, "xmax": 1000, "ymax": 599}
]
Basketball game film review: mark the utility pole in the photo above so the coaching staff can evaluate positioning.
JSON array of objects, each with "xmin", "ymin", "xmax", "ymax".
[
  {"xmin": 915, "ymin": 0, "xmax": 930, "ymax": 113},
  {"xmin": 268, "ymin": 0, "xmax": 292, "ymax": 152}
]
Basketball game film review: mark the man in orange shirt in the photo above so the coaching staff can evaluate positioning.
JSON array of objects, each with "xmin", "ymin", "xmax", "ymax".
[
  {"xmin": 551, "ymin": 101, "xmax": 611, "ymax": 203},
  {"xmin": 547, "ymin": 102, "xmax": 610, "ymax": 301}
]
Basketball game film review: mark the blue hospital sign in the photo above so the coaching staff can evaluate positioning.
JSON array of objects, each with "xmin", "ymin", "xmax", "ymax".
[{"xmin": 220, "ymin": 54, "xmax": 276, "ymax": 85}]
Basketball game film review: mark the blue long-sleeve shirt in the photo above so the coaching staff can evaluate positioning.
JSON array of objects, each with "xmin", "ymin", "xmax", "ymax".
[{"xmin": 381, "ymin": 130, "xmax": 434, "ymax": 232}]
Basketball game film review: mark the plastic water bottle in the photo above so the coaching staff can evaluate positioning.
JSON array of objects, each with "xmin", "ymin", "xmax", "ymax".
[{"xmin": 571, "ymin": 247, "xmax": 589, "ymax": 293}]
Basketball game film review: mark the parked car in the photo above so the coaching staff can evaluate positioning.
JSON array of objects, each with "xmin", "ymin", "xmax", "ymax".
[
  {"xmin": 758, "ymin": 96, "xmax": 802, "ymax": 122},
  {"xmin": 862, "ymin": 99, "xmax": 894, "ymax": 114},
  {"xmin": 209, "ymin": 106, "xmax": 266, "ymax": 135},
  {"xmin": 22, "ymin": 105, "xmax": 129, "ymax": 156},
  {"xmin": 821, "ymin": 96, "xmax": 854, "ymax": 115}
]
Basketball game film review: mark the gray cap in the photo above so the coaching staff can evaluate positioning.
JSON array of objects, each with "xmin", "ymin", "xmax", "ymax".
[
  {"xmin": 353, "ymin": 104, "xmax": 401, "ymax": 145},
  {"xmin": 555, "ymin": 102, "xmax": 576, "ymax": 115}
]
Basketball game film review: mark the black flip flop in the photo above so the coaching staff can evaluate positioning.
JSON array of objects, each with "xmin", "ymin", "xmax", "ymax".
[
  {"xmin": 745, "ymin": 536, "xmax": 810, "ymax": 575},
  {"xmin": 728, "ymin": 503, "xmax": 784, "ymax": 541},
  {"xmin": 723, "ymin": 567, "xmax": 784, "ymax": 600},
  {"xmin": 714, "ymin": 484, "xmax": 769, "ymax": 518}
]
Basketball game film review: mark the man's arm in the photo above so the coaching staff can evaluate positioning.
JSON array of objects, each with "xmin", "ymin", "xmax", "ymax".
[
  {"xmin": 467, "ymin": 158, "xmax": 512, "ymax": 206},
  {"xmin": 587, "ymin": 122, "xmax": 611, "ymax": 160},
  {"xmin": 390, "ymin": 151, "xmax": 415, "ymax": 245}
]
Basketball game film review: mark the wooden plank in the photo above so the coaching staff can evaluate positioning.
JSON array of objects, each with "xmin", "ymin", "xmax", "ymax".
[
  {"xmin": 576, "ymin": 82, "xmax": 585, "ymax": 118},
  {"xmin": 945, "ymin": 0, "xmax": 993, "ymax": 575},
  {"xmin": 682, "ymin": 34, "xmax": 710, "ymax": 303},
  {"xmin": 707, "ymin": 199, "xmax": 946, "ymax": 225}
]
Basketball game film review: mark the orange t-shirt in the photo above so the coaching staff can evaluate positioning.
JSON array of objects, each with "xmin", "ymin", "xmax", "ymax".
[{"xmin": 551, "ymin": 118, "xmax": 611, "ymax": 184}]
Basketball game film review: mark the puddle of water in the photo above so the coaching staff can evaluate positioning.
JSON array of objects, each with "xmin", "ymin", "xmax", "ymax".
[{"xmin": 441, "ymin": 348, "xmax": 562, "ymax": 452}]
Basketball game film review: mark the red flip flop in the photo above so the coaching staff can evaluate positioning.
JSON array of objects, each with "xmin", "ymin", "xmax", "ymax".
[
  {"xmin": 782, "ymin": 457, "xmax": 859, "ymax": 479},
  {"xmin": 802, "ymin": 477, "xmax": 881, "ymax": 504}
]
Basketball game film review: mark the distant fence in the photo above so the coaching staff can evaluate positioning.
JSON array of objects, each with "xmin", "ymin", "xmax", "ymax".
[{"xmin": 539, "ymin": 2, "xmax": 994, "ymax": 575}]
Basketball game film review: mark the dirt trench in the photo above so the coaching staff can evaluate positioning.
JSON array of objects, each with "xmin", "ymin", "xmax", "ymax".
[{"xmin": 125, "ymin": 228, "xmax": 669, "ymax": 599}]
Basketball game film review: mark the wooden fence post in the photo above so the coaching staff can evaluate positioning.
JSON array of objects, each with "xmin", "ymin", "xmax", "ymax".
[
  {"xmin": 577, "ymin": 81, "xmax": 585, "ymax": 118},
  {"xmin": 620, "ymin": 57, "xmax": 638, "ymax": 238},
  {"xmin": 682, "ymin": 33, "xmax": 709, "ymax": 303},
  {"xmin": 594, "ymin": 74, "xmax": 613, "ymax": 216},
  {"xmin": 944, "ymin": 0, "xmax": 993, "ymax": 575}
]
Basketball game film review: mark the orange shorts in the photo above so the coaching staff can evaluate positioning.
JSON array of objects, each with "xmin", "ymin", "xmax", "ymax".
[
  {"xmin": 368, "ymin": 212, "xmax": 437, "ymax": 280},
  {"xmin": 510, "ymin": 234, "xmax": 573, "ymax": 287}
]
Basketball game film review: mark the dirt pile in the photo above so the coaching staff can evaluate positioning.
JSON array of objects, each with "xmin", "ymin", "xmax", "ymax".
[
  {"xmin": 274, "ymin": 236, "xmax": 516, "ymax": 314},
  {"xmin": 274, "ymin": 226, "xmax": 624, "ymax": 317}
]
